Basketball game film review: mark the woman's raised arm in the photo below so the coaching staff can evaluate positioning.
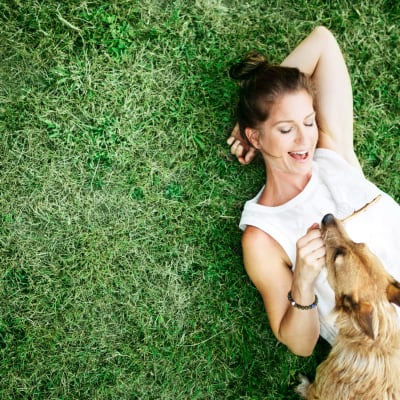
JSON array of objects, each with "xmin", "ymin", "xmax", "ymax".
[{"xmin": 281, "ymin": 26, "xmax": 362, "ymax": 170}]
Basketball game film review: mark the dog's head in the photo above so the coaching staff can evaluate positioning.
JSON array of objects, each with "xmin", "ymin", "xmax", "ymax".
[{"xmin": 321, "ymin": 213, "xmax": 400, "ymax": 339}]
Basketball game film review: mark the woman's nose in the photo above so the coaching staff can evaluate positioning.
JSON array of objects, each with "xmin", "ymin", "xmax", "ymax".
[{"xmin": 294, "ymin": 126, "xmax": 306, "ymax": 144}]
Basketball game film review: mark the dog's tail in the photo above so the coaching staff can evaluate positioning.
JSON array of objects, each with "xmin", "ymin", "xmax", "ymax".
[{"xmin": 295, "ymin": 374, "xmax": 310, "ymax": 399}]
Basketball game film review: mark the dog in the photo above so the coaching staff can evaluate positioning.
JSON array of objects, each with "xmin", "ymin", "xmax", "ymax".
[{"xmin": 296, "ymin": 213, "xmax": 400, "ymax": 400}]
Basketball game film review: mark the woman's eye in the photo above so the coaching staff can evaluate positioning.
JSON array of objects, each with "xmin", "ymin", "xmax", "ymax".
[
  {"xmin": 279, "ymin": 127, "xmax": 292, "ymax": 134},
  {"xmin": 304, "ymin": 120, "xmax": 315, "ymax": 127}
]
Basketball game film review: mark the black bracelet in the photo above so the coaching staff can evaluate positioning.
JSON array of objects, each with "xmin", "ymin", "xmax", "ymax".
[{"xmin": 288, "ymin": 290, "xmax": 318, "ymax": 310}]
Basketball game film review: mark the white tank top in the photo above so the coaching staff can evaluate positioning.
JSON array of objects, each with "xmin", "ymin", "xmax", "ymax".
[{"xmin": 239, "ymin": 148, "xmax": 400, "ymax": 344}]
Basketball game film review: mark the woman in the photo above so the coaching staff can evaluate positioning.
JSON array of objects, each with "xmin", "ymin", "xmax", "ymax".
[{"xmin": 227, "ymin": 26, "xmax": 400, "ymax": 356}]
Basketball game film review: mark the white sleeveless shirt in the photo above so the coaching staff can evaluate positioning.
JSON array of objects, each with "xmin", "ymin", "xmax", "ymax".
[{"xmin": 239, "ymin": 148, "xmax": 400, "ymax": 344}]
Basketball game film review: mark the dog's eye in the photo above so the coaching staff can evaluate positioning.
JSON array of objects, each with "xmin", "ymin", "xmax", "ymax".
[{"xmin": 333, "ymin": 247, "xmax": 345, "ymax": 261}]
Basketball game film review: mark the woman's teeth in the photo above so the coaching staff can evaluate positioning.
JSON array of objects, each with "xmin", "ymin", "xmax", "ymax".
[{"xmin": 289, "ymin": 151, "xmax": 308, "ymax": 160}]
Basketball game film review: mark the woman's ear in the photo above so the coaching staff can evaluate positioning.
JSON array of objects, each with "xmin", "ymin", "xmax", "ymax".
[{"xmin": 245, "ymin": 127, "xmax": 261, "ymax": 149}]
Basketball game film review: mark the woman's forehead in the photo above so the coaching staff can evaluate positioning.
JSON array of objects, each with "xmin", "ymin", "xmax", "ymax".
[{"xmin": 268, "ymin": 90, "xmax": 314, "ymax": 124}]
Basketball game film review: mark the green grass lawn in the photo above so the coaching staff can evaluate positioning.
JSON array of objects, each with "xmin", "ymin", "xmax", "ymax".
[{"xmin": 1, "ymin": 0, "xmax": 399, "ymax": 398}]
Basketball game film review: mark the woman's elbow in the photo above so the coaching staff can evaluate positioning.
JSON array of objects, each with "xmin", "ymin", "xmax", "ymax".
[
  {"xmin": 313, "ymin": 25, "xmax": 332, "ymax": 37},
  {"xmin": 277, "ymin": 333, "xmax": 318, "ymax": 357},
  {"xmin": 286, "ymin": 343, "xmax": 315, "ymax": 357}
]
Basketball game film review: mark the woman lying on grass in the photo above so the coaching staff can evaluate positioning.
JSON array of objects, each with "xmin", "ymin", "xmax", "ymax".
[{"xmin": 228, "ymin": 26, "xmax": 400, "ymax": 356}]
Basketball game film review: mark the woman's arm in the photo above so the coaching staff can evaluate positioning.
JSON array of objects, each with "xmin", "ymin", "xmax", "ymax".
[
  {"xmin": 281, "ymin": 26, "xmax": 362, "ymax": 170},
  {"xmin": 242, "ymin": 224, "xmax": 325, "ymax": 356}
]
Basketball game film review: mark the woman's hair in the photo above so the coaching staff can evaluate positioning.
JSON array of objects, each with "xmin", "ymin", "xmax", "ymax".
[{"xmin": 229, "ymin": 51, "xmax": 315, "ymax": 145}]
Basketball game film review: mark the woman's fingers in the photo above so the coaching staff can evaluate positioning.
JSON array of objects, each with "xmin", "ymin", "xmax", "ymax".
[
  {"xmin": 243, "ymin": 147, "xmax": 257, "ymax": 164},
  {"xmin": 229, "ymin": 140, "xmax": 244, "ymax": 157},
  {"xmin": 297, "ymin": 226, "xmax": 323, "ymax": 248},
  {"xmin": 227, "ymin": 136, "xmax": 257, "ymax": 165},
  {"xmin": 227, "ymin": 123, "xmax": 258, "ymax": 164},
  {"xmin": 296, "ymin": 225, "xmax": 326, "ymax": 275},
  {"xmin": 227, "ymin": 136, "xmax": 235, "ymax": 146}
]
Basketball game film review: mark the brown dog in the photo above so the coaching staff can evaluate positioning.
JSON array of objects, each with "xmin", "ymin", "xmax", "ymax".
[{"xmin": 296, "ymin": 213, "xmax": 400, "ymax": 400}]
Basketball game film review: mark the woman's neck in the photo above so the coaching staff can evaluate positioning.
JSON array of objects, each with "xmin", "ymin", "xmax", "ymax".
[{"xmin": 258, "ymin": 167, "xmax": 312, "ymax": 207}]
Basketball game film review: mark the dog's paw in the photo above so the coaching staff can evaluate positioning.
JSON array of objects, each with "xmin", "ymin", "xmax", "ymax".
[{"xmin": 295, "ymin": 374, "xmax": 310, "ymax": 399}]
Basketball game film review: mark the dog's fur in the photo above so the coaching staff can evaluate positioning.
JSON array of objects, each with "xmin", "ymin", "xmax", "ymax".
[{"xmin": 296, "ymin": 214, "xmax": 400, "ymax": 400}]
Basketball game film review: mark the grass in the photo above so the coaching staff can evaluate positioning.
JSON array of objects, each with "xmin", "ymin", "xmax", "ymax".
[{"xmin": 0, "ymin": 0, "xmax": 399, "ymax": 398}]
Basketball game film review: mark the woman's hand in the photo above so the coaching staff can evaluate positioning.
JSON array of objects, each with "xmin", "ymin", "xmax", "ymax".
[
  {"xmin": 293, "ymin": 223, "xmax": 326, "ymax": 289},
  {"xmin": 227, "ymin": 123, "xmax": 258, "ymax": 165}
]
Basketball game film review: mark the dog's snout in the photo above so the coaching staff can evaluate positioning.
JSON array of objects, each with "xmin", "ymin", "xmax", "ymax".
[{"xmin": 322, "ymin": 213, "xmax": 335, "ymax": 226}]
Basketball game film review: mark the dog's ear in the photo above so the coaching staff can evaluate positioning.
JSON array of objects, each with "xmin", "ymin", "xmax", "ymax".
[
  {"xmin": 387, "ymin": 281, "xmax": 400, "ymax": 307},
  {"xmin": 355, "ymin": 301, "xmax": 375, "ymax": 340}
]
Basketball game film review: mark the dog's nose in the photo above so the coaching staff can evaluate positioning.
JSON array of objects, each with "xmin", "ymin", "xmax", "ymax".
[{"xmin": 322, "ymin": 213, "xmax": 335, "ymax": 225}]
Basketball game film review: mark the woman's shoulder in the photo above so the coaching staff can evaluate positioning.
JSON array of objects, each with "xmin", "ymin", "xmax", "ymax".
[
  {"xmin": 315, "ymin": 139, "xmax": 363, "ymax": 172},
  {"xmin": 314, "ymin": 147, "xmax": 348, "ymax": 162},
  {"xmin": 314, "ymin": 147, "xmax": 364, "ymax": 177},
  {"xmin": 242, "ymin": 226, "xmax": 292, "ymax": 269},
  {"xmin": 242, "ymin": 226, "xmax": 293, "ymax": 283}
]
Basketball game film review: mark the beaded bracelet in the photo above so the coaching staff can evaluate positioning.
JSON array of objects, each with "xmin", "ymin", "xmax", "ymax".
[{"xmin": 287, "ymin": 290, "xmax": 318, "ymax": 310}]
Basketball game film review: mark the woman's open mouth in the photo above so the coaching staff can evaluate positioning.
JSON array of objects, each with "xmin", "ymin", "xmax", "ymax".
[{"xmin": 288, "ymin": 151, "xmax": 309, "ymax": 161}]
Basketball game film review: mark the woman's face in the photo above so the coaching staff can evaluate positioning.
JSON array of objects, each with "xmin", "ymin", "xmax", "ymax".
[{"xmin": 256, "ymin": 90, "xmax": 318, "ymax": 174}]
